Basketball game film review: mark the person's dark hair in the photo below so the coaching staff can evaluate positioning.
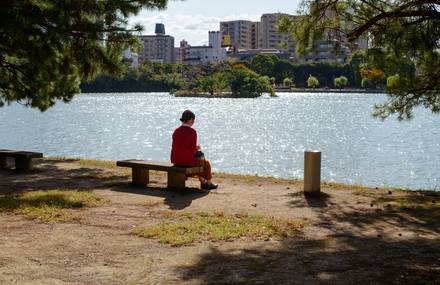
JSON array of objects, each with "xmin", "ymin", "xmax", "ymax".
[{"xmin": 180, "ymin": 110, "xmax": 195, "ymax": 123}]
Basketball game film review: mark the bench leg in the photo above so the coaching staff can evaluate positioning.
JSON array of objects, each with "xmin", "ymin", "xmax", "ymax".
[
  {"xmin": 132, "ymin": 168, "xmax": 149, "ymax": 186},
  {"xmin": 168, "ymin": 172, "xmax": 186, "ymax": 190},
  {"xmin": 0, "ymin": 157, "xmax": 8, "ymax": 169},
  {"xmin": 15, "ymin": 157, "xmax": 33, "ymax": 172}
]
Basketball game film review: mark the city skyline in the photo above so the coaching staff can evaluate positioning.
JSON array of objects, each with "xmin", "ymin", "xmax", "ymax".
[{"xmin": 129, "ymin": 0, "xmax": 301, "ymax": 46}]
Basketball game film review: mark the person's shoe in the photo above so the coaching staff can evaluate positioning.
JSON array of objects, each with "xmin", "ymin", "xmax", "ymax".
[{"xmin": 201, "ymin": 183, "xmax": 218, "ymax": 190}]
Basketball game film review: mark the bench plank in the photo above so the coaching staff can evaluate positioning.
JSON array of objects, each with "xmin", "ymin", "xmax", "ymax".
[
  {"xmin": 0, "ymin": 150, "xmax": 43, "ymax": 159},
  {"xmin": 117, "ymin": 160, "xmax": 202, "ymax": 174}
]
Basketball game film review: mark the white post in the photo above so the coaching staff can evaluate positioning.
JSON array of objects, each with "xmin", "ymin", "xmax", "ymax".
[{"xmin": 304, "ymin": 151, "xmax": 321, "ymax": 195}]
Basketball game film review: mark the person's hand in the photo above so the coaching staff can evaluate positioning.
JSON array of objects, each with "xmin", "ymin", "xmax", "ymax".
[{"xmin": 196, "ymin": 145, "xmax": 201, "ymax": 150}]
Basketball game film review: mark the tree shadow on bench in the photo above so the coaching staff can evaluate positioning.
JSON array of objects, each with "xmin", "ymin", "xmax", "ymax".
[{"xmin": 110, "ymin": 184, "xmax": 209, "ymax": 210}]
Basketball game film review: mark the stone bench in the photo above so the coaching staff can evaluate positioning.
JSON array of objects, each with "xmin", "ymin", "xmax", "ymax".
[
  {"xmin": 0, "ymin": 149, "xmax": 43, "ymax": 172},
  {"xmin": 116, "ymin": 160, "xmax": 203, "ymax": 190}
]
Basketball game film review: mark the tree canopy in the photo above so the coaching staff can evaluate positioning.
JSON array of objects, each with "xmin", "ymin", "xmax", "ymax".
[
  {"xmin": 250, "ymin": 54, "xmax": 279, "ymax": 77},
  {"xmin": 334, "ymin": 75, "xmax": 348, "ymax": 89},
  {"xmin": 279, "ymin": 0, "xmax": 440, "ymax": 119},
  {"xmin": 283, "ymin": 77, "xmax": 294, "ymax": 88},
  {"xmin": 0, "ymin": 0, "xmax": 167, "ymax": 111},
  {"xmin": 307, "ymin": 75, "xmax": 319, "ymax": 89},
  {"xmin": 227, "ymin": 64, "xmax": 275, "ymax": 97}
]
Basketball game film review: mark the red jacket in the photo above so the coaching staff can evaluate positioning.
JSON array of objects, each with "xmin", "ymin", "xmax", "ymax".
[{"xmin": 171, "ymin": 125, "xmax": 198, "ymax": 166}]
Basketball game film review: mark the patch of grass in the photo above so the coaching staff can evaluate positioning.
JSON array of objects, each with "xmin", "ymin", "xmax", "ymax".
[
  {"xmin": 132, "ymin": 212, "xmax": 306, "ymax": 246},
  {"xmin": 0, "ymin": 190, "xmax": 107, "ymax": 222},
  {"xmin": 321, "ymin": 181, "xmax": 377, "ymax": 191},
  {"xmin": 378, "ymin": 194, "xmax": 440, "ymax": 210},
  {"xmin": 74, "ymin": 159, "xmax": 118, "ymax": 169},
  {"xmin": 215, "ymin": 172, "xmax": 299, "ymax": 184}
]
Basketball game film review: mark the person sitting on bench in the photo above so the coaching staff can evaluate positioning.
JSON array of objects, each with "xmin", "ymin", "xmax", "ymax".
[{"xmin": 171, "ymin": 110, "xmax": 218, "ymax": 190}]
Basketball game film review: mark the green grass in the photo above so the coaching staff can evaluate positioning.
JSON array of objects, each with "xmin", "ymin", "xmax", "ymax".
[
  {"xmin": 378, "ymin": 194, "xmax": 440, "ymax": 210},
  {"xmin": 133, "ymin": 212, "xmax": 306, "ymax": 246},
  {"xmin": 74, "ymin": 159, "xmax": 119, "ymax": 169},
  {"xmin": 0, "ymin": 190, "xmax": 106, "ymax": 222},
  {"xmin": 215, "ymin": 172, "xmax": 300, "ymax": 184}
]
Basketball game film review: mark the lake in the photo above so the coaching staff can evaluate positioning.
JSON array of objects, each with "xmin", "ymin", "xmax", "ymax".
[{"xmin": 1, "ymin": 92, "xmax": 439, "ymax": 190}]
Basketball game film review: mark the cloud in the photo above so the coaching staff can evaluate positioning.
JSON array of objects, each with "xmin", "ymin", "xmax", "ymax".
[{"xmin": 129, "ymin": 13, "xmax": 261, "ymax": 46}]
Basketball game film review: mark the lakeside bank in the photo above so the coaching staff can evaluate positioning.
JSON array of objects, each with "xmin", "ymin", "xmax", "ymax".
[{"xmin": 0, "ymin": 157, "xmax": 439, "ymax": 284}]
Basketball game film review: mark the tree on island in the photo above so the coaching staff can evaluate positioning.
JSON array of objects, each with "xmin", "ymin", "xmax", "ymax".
[
  {"xmin": 228, "ymin": 65, "xmax": 275, "ymax": 97},
  {"xmin": 198, "ymin": 72, "xmax": 229, "ymax": 96},
  {"xmin": 334, "ymin": 76, "xmax": 348, "ymax": 90},
  {"xmin": 307, "ymin": 75, "xmax": 319, "ymax": 89},
  {"xmin": 279, "ymin": 0, "xmax": 440, "ymax": 120},
  {"xmin": 0, "ymin": 0, "xmax": 168, "ymax": 111}
]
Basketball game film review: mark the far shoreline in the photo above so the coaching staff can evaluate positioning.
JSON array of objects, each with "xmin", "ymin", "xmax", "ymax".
[{"xmin": 79, "ymin": 89, "xmax": 386, "ymax": 95}]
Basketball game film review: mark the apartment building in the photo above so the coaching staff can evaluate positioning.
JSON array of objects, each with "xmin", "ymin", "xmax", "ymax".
[
  {"xmin": 220, "ymin": 20, "xmax": 256, "ymax": 50},
  {"xmin": 251, "ymin": 22, "xmax": 262, "ymax": 50},
  {"xmin": 260, "ymin": 13, "xmax": 296, "ymax": 54},
  {"xmin": 220, "ymin": 13, "xmax": 368, "ymax": 63},
  {"xmin": 221, "ymin": 14, "xmax": 295, "ymax": 55},
  {"xmin": 138, "ymin": 24, "xmax": 175, "ymax": 65}
]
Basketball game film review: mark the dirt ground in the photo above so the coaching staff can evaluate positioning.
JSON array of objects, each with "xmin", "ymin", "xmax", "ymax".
[{"xmin": 0, "ymin": 158, "xmax": 439, "ymax": 284}]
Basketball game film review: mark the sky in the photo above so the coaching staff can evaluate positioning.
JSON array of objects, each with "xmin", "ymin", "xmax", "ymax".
[{"xmin": 129, "ymin": 0, "xmax": 301, "ymax": 46}]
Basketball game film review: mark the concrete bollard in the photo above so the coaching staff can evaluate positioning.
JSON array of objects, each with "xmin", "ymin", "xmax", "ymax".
[{"xmin": 304, "ymin": 151, "xmax": 321, "ymax": 196}]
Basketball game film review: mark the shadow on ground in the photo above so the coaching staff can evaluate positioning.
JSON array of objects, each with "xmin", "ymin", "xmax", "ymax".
[
  {"xmin": 175, "ymin": 192, "xmax": 440, "ymax": 284},
  {"xmin": 175, "ymin": 236, "xmax": 439, "ymax": 284},
  {"xmin": 0, "ymin": 158, "xmax": 128, "ymax": 194},
  {"xmin": 0, "ymin": 158, "xmax": 209, "ymax": 210},
  {"xmin": 110, "ymin": 185, "xmax": 209, "ymax": 210}
]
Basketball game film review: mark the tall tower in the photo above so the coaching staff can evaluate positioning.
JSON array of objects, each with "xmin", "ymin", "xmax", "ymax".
[
  {"xmin": 155, "ymin": 23, "xmax": 165, "ymax": 35},
  {"xmin": 138, "ymin": 24, "xmax": 175, "ymax": 64}
]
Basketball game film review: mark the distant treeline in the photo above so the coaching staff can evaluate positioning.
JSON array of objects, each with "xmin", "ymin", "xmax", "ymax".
[{"xmin": 81, "ymin": 52, "xmax": 414, "ymax": 93}]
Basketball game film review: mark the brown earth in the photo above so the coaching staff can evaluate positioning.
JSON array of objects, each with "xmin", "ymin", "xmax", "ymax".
[{"xmin": 0, "ymin": 158, "xmax": 439, "ymax": 285}]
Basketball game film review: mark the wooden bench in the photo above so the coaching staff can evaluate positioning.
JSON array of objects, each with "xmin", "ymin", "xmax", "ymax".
[
  {"xmin": 116, "ymin": 160, "xmax": 203, "ymax": 190},
  {"xmin": 0, "ymin": 149, "xmax": 43, "ymax": 172}
]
